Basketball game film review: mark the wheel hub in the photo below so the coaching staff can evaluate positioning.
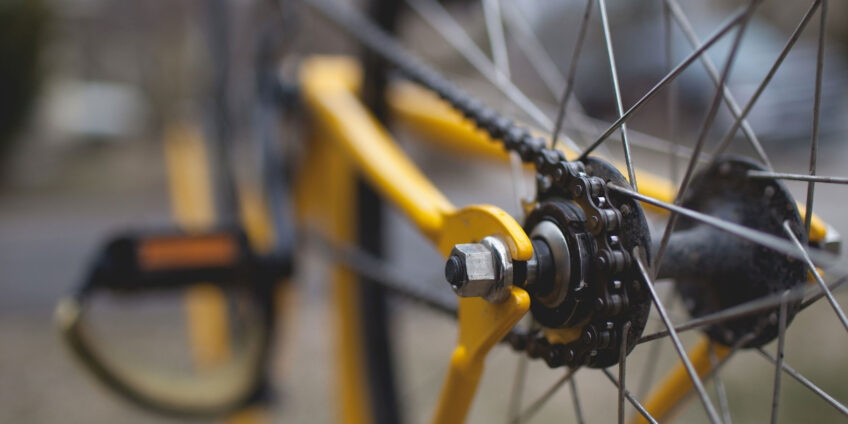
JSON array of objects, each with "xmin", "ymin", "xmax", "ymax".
[{"xmin": 658, "ymin": 156, "xmax": 807, "ymax": 347}]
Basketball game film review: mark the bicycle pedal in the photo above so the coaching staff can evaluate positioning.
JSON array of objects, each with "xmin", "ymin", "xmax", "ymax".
[{"xmin": 79, "ymin": 227, "xmax": 290, "ymax": 294}]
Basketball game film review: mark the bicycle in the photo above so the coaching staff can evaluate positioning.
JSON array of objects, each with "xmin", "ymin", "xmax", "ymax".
[{"xmin": 55, "ymin": 0, "xmax": 848, "ymax": 423}]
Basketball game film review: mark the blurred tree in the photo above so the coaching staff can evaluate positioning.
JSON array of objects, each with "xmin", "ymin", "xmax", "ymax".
[{"xmin": 0, "ymin": 0, "xmax": 48, "ymax": 177}]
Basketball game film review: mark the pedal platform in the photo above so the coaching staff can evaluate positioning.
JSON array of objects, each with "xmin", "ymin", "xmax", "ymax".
[{"xmin": 77, "ymin": 227, "xmax": 290, "ymax": 295}]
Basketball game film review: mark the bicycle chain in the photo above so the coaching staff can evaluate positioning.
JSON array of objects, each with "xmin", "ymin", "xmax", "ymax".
[{"xmin": 306, "ymin": 0, "xmax": 647, "ymax": 368}]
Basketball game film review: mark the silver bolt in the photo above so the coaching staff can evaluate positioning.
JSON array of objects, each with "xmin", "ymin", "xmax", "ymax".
[{"xmin": 445, "ymin": 236, "xmax": 513, "ymax": 302}]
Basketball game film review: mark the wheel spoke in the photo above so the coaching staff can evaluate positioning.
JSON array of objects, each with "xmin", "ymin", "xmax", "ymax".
[
  {"xmin": 514, "ymin": 367, "xmax": 577, "ymax": 423},
  {"xmin": 618, "ymin": 321, "xmax": 631, "ymax": 424},
  {"xmin": 570, "ymin": 377, "xmax": 586, "ymax": 424},
  {"xmin": 403, "ymin": 0, "xmax": 534, "ymax": 121},
  {"xmin": 783, "ymin": 221, "xmax": 848, "ymax": 333},
  {"xmin": 710, "ymin": 0, "xmax": 822, "ymax": 160},
  {"xmin": 552, "ymin": 0, "xmax": 593, "ymax": 150},
  {"xmin": 634, "ymin": 252, "xmax": 723, "ymax": 424},
  {"xmin": 653, "ymin": 0, "xmax": 758, "ymax": 278},
  {"xmin": 637, "ymin": 276, "xmax": 847, "ymax": 344},
  {"xmin": 506, "ymin": 319, "xmax": 532, "ymax": 424},
  {"xmin": 405, "ymin": 0, "xmax": 582, "ymax": 153},
  {"xmin": 601, "ymin": 368, "xmax": 659, "ymax": 424},
  {"xmin": 500, "ymin": 0, "xmax": 565, "ymax": 99},
  {"xmin": 703, "ymin": 333, "xmax": 753, "ymax": 383},
  {"xmin": 480, "ymin": 0, "xmax": 530, "ymax": 221},
  {"xmin": 638, "ymin": 286, "xmax": 799, "ymax": 344},
  {"xmin": 502, "ymin": 0, "xmax": 618, "ymax": 156},
  {"xmin": 757, "ymin": 348, "xmax": 848, "ymax": 417},
  {"xmin": 801, "ymin": 276, "xmax": 848, "ymax": 310},
  {"xmin": 578, "ymin": 4, "xmax": 752, "ymax": 159},
  {"xmin": 636, "ymin": 333, "xmax": 668, "ymax": 399},
  {"xmin": 481, "ymin": 0, "xmax": 510, "ymax": 80},
  {"xmin": 770, "ymin": 292, "xmax": 789, "ymax": 424},
  {"xmin": 635, "ymin": 290, "xmax": 676, "ymax": 399},
  {"xmin": 598, "ymin": 0, "xmax": 637, "ymax": 190},
  {"xmin": 564, "ymin": 109, "xmax": 685, "ymax": 159},
  {"xmin": 485, "ymin": 2, "xmax": 531, "ymax": 222},
  {"xmin": 664, "ymin": 0, "xmax": 772, "ymax": 169},
  {"xmin": 506, "ymin": 355, "xmax": 528, "ymax": 424},
  {"xmin": 509, "ymin": 151, "xmax": 530, "ymax": 220},
  {"xmin": 608, "ymin": 184, "xmax": 843, "ymax": 272},
  {"xmin": 747, "ymin": 170, "xmax": 848, "ymax": 184},
  {"xmin": 663, "ymin": 1, "xmax": 681, "ymax": 184},
  {"xmin": 709, "ymin": 342, "xmax": 733, "ymax": 424},
  {"xmin": 805, "ymin": 0, "xmax": 827, "ymax": 235}
]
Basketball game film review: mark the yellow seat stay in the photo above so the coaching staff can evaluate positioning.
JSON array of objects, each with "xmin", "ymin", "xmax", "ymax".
[{"xmin": 387, "ymin": 80, "xmax": 828, "ymax": 243}]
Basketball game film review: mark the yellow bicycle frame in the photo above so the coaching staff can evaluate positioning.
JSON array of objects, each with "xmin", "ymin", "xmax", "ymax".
[
  {"xmin": 290, "ymin": 55, "xmax": 829, "ymax": 424},
  {"xmin": 174, "ymin": 55, "xmax": 829, "ymax": 424}
]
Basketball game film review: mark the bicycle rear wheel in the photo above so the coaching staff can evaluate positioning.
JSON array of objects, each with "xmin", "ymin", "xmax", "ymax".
[{"xmin": 294, "ymin": 0, "xmax": 848, "ymax": 422}]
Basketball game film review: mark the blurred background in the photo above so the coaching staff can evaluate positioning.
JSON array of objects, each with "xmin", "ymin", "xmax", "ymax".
[{"xmin": 2, "ymin": 0, "xmax": 848, "ymax": 422}]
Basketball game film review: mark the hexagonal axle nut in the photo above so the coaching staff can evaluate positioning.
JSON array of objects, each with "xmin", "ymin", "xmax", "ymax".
[{"xmin": 444, "ymin": 236, "xmax": 512, "ymax": 303}]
